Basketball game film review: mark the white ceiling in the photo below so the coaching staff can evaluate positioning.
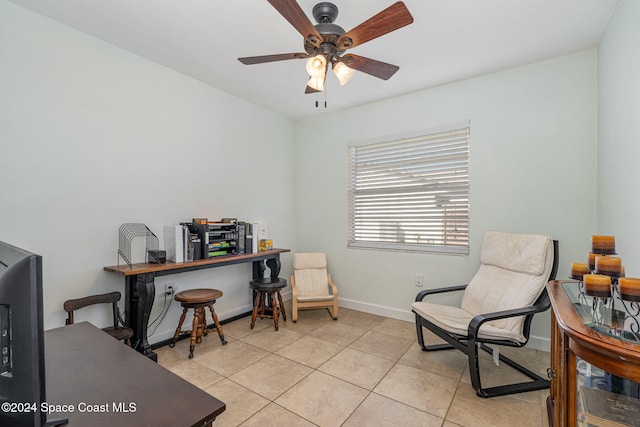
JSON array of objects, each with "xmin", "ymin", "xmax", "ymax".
[{"xmin": 9, "ymin": 0, "xmax": 618, "ymax": 120}]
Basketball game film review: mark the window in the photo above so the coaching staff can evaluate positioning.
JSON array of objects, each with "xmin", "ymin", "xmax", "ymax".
[{"xmin": 347, "ymin": 123, "xmax": 470, "ymax": 255}]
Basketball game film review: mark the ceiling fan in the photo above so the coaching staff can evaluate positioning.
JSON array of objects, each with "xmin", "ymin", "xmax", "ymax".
[{"xmin": 238, "ymin": 1, "xmax": 414, "ymax": 94}]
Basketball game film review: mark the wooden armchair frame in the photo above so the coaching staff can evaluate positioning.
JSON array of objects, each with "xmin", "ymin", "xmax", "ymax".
[{"xmin": 291, "ymin": 273, "xmax": 338, "ymax": 322}]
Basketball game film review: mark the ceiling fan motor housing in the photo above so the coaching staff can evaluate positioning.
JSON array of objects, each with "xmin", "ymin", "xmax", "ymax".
[
  {"xmin": 238, "ymin": 1, "xmax": 414, "ymax": 90},
  {"xmin": 305, "ymin": 2, "xmax": 346, "ymax": 57},
  {"xmin": 312, "ymin": 2, "xmax": 338, "ymax": 23}
]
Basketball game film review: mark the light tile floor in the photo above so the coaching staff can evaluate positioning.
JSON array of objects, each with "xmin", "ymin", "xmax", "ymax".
[{"xmin": 156, "ymin": 304, "xmax": 551, "ymax": 427}]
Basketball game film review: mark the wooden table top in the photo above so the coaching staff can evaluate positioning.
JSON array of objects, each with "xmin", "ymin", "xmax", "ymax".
[
  {"xmin": 104, "ymin": 248, "xmax": 290, "ymax": 276},
  {"xmin": 45, "ymin": 322, "xmax": 226, "ymax": 426}
]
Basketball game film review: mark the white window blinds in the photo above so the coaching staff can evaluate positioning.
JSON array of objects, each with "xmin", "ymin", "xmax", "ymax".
[{"xmin": 348, "ymin": 124, "xmax": 470, "ymax": 255}]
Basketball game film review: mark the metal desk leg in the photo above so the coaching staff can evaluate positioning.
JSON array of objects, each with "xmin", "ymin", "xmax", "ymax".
[
  {"xmin": 126, "ymin": 273, "xmax": 157, "ymax": 361},
  {"xmin": 266, "ymin": 256, "xmax": 281, "ymax": 279}
]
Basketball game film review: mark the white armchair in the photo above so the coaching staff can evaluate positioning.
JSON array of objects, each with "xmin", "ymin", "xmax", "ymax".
[
  {"xmin": 290, "ymin": 253, "xmax": 338, "ymax": 322},
  {"xmin": 412, "ymin": 231, "xmax": 559, "ymax": 398}
]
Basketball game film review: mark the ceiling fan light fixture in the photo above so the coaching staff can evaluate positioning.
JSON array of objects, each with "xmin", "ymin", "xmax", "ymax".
[
  {"xmin": 305, "ymin": 54, "xmax": 327, "ymax": 78},
  {"xmin": 238, "ymin": 1, "xmax": 414, "ymax": 97},
  {"xmin": 333, "ymin": 61, "xmax": 355, "ymax": 86},
  {"xmin": 307, "ymin": 76, "xmax": 325, "ymax": 91}
]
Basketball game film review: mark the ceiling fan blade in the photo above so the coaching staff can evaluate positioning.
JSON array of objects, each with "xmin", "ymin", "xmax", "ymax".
[
  {"xmin": 337, "ymin": 1, "xmax": 414, "ymax": 50},
  {"xmin": 267, "ymin": 0, "xmax": 321, "ymax": 46},
  {"xmin": 342, "ymin": 54, "xmax": 399, "ymax": 80},
  {"xmin": 238, "ymin": 53, "xmax": 309, "ymax": 65}
]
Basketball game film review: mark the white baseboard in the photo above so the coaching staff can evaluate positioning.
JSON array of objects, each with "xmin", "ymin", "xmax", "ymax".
[
  {"xmin": 149, "ymin": 290, "xmax": 295, "ymax": 345},
  {"xmin": 526, "ymin": 335, "xmax": 550, "ymax": 352},
  {"xmin": 148, "ymin": 302, "xmax": 256, "ymax": 345},
  {"xmin": 338, "ymin": 297, "xmax": 415, "ymax": 323},
  {"xmin": 150, "ymin": 291, "xmax": 550, "ymax": 353},
  {"xmin": 280, "ymin": 289, "xmax": 292, "ymax": 302}
]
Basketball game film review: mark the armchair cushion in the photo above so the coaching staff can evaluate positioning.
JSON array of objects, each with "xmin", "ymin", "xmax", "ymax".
[
  {"xmin": 293, "ymin": 252, "xmax": 327, "ymax": 269},
  {"xmin": 293, "ymin": 252, "xmax": 333, "ymax": 301},
  {"xmin": 480, "ymin": 231, "xmax": 550, "ymax": 275},
  {"xmin": 410, "ymin": 303, "xmax": 525, "ymax": 342},
  {"xmin": 412, "ymin": 231, "xmax": 553, "ymax": 343}
]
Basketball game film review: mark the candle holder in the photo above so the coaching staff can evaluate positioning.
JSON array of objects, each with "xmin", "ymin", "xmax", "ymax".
[
  {"xmin": 590, "ymin": 295, "xmax": 613, "ymax": 326},
  {"xmin": 611, "ymin": 282, "xmax": 640, "ymax": 335},
  {"xmin": 573, "ymin": 236, "xmax": 625, "ymax": 297},
  {"xmin": 570, "ymin": 235, "xmax": 640, "ymax": 337},
  {"xmin": 571, "ymin": 278, "xmax": 640, "ymax": 340},
  {"xmin": 577, "ymin": 280, "xmax": 587, "ymax": 301}
]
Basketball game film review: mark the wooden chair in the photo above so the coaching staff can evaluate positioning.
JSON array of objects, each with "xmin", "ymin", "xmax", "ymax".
[
  {"xmin": 412, "ymin": 231, "xmax": 559, "ymax": 398},
  {"xmin": 290, "ymin": 252, "xmax": 338, "ymax": 322},
  {"xmin": 63, "ymin": 291, "xmax": 133, "ymax": 345}
]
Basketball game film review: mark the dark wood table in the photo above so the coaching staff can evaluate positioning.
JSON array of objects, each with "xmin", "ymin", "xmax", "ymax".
[
  {"xmin": 45, "ymin": 322, "xmax": 226, "ymax": 426},
  {"xmin": 104, "ymin": 248, "xmax": 290, "ymax": 360}
]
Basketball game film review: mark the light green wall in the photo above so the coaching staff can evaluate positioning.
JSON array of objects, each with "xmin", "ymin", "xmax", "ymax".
[
  {"xmin": 598, "ymin": 0, "xmax": 640, "ymax": 274},
  {"xmin": 0, "ymin": 0, "xmax": 296, "ymax": 341},
  {"xmin": 294, "ymin": 51, "xmax": 599, "ymax": 345},
  {"xmin": 3, "ymin": 0, "xmax": 626, "ymax": 348}
]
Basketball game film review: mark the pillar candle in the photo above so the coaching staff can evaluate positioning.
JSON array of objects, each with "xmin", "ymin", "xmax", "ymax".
[
  {"xmin": 583, "ymin": 274, "xmax": 611, "ymax": 297},
  {"xmin": 570, "ymin": 263, "xmax": 590, "ymax": 280},
  {"xmin": 619, "ymin": 277, "xmax": 640, "ymax": 298},
  {"xmin": 591, "ymin": 235, "xmax": 616, "ymax": 254},
  {"xmin": 595, "ymin": 255, "xmax": 622, "ymax": 277}
]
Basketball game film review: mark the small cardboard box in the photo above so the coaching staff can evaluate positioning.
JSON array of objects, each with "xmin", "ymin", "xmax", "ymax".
[{"xmin": 259, "ymin": 239, "xmax": 273, "ymax": 252}]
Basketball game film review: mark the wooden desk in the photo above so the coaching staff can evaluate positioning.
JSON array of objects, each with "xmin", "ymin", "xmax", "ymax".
[
  {"xmin": 45, "ymin": 322, "xmax": 225, "ymax": 426},
  {"xmin": 104, "ymin": 249, "xmax": 290, "ymax": 360}
]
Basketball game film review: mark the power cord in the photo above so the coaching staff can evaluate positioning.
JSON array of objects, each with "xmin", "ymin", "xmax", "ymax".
[{"xmin": 147, "ymin": 286, "xmax": 174, "ymax": 336}]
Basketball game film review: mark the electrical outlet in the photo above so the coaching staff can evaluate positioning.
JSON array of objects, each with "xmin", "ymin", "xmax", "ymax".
[
  {"xmin": 165, "ymin": 282, "xmax": 177, "ymax": 296},
  {"xmin": 415, "ymin": 273, "xmax": 423, "ymax": 287}
]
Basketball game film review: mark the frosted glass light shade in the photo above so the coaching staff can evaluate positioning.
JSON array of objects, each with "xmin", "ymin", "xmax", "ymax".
[
  {"xmin": 307, "ymin": 76, "xmax": 324, "ymax": 91},
  {"xmin": 306, "ymin": 55, "xmax": 327, "ymax": 78},
  {"xmin": 333, "ymin": 62, "xmax": 355, "ymax": 85}
]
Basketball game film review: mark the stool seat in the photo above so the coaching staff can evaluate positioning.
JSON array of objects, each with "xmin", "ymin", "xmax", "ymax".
[
  {"xmin": 175, "ymin": 288, "xmax": 223, "ymax": 304},
  {"xmin": 250, "ymin": 278, "xmax": 287, "ymax": 291},
  {"xmin": 250, "ymin": 278, "xmax": 287, "ymax": 331},
  {"xmin": 170, "ymin": 288, "xmax": 227, "ymax": 358}
]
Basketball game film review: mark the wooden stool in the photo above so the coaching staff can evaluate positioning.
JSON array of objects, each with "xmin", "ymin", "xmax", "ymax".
[
  {"xmin": 169, "ymin": 288, "xmax": 227, "ymax": 358},
  {"xmin": 250, "ymin": 278, "xmax": 287, "ymax": 331}
]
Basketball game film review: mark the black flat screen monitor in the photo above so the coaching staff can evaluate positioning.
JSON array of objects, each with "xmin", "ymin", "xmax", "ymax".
[{"xmin": 0, "ymin": 241, "xmax": 66, "ymax": 427}]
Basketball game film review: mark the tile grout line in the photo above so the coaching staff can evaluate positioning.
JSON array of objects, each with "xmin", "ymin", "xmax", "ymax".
[{"xmin": 162, "ymin": 309, "xmax": 549, "ymax": 426}]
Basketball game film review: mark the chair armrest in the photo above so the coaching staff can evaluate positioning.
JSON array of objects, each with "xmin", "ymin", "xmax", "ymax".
[
  {"xmin": 116, "ymin": 307, "xmax": 129, "ymax": 329},
  {"xmin": 415, "ymin": 284, "xmax": 468, "ymax": 302},
  {"xmin": 327, "ymin": 273, "xmax": 338, "ymax": 297},
  {"xmin": 290, "ymin": 275, "xmax": 298, "ymax": 299},
  {"xmin": 467, "ymin": 300, "xmax": 550, "ymax": 337}
]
